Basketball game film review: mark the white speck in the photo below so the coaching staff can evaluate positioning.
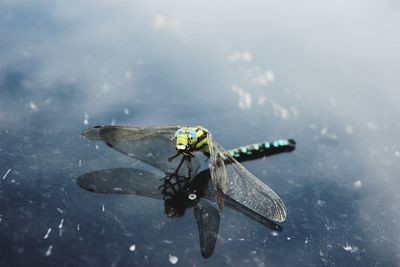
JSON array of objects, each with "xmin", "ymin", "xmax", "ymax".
[
  {"xmin": 29, "ymin": 101, "xmax": 39, "ymax": 112},
  {"xmin": 154, "ymin": 15, "xmax": 166, "ymax": 28},
  {"xmin": 353, "ymin": 180, "xmax": 362, "ymax": 189},
  {"xmin": 272, "ymin": 102, "xmax": 290, "ymax": 119},
  {"xmin": 124, "ymin": 108, "xmax": 130, "ymax": 115},
  {"xmin": 345, "ymin": 125, "xmax": 353, "ymax": 135},
  {"xmin": 83, "ymin": 113, "xmax": 89, "ymax": 125},
  {"xmin": 152, "ymin": 15, "xmax": 182, "ymax": 30},
  {"xmin": 169, "ymin": 255, "xmax": 178, "ymax": 264},
  {"xmin": 162, "ymin": 240, "xmax": 173, "ymax": 244},
  {"xmin": 238, "ymin": 238, "xmax": 245, "ymax": 241},
  {"xmin": 56, "ymin": 208, "xmax": 64, "ymax": 214},
  {"xmin": 124, "ymin": 70, "xmax": 132, "ymax": 80},
  {"xmin": 231, "ymin": 85, "xmax": 252, "ymax": 109},
  {"xmin": 77, "ymin": 224, "xmax": 80, "ymax": 231},
  {"xmin": 227, "ymin": 51, "xmax": 241, "ymax": 63},
  {"xmin": 45, "ymin": 245, "xmax": 53, "ymax": 256},
  {"xmin": 343, "ymin": 243, "xmax": 359, "ymax": 253},
  {"xmin": 101, "ymin": 83, "xmax": 111, "ymax": 92},
  {"xmin": 329, "ymin": 97, "xmax": 337, "ymax": 106},
  {"xmin": 365, "ymin": 122, "xmax": 378, "ymax": 130},
  {"xmin": 258, "ymin": 96, "xmax": 268, "ymax": 105},
  {"xmin": 58, "ymin": 218, "xmax": 64, "ymax": 229},
  {"xmin": 394, "ymin": 151, "xmax": 400, "ymax": 157},
  {"xmin": 228, "ymin": 238, "xmax": 232, "ymax": 241},
  {"xmin": 78, "ymin": 160, "xmax": 82, "ymax": 167},
  {"xmin": 317, "ymin": 200, "xmax": 326, "ymax": 207},
  {"xmin": 245, "ymin": 67, "xmax": 274, "ymax": 86},
  {"xmin": 271, "ymin": 231, "xmax": 279, "ymax": 237},
  {"xmin": 102, "ymin": 204, "xmax": 105, "ymax": 212},
  {"xmin": 242, "ymin": 52, "xmax": 252, "ymax": 62},
  {"xmin": 309, "ymin": 124, "xmax": 318, "ymax": 130},
  {"xmin": 111, "ymin": 119, "xmax": 116, "ymax": 125},
  {"xmin": 305, "ymin": 238, "xmax": 309, "ymax": 244},
  {"xmin": 129, "ymin": 244, "xmax": 136, "ymax": 252},
  {"xmin": 44, "ymin": 228, "xmax": 52, "ymax": 239},
  {"xmin": 290, "ymin": 106, "xmax": 299, "ymax": 117},
  {"xmin": 95, "ymin": 145, "xmax": 99, "ymax": 150},
  {"xmin": 227, "ymin": 51, "xmax": 253, "ymax": 63},
  {"xmin": 320, "ymin": 127, "xmax": 338, "ymax": 140},
  {"xmin": 325, "ymin": 223, "xmax": 333, "ymax": 231},
  {"xmin": 2, "ymin": 169, "xmax": 11, "ymax": 180},
  {"xmin": 287, "ymin": 237, "xmax": 291, "ymax": 240},
  {"xmin": 113, "ymin": 187, "xmax": 123, "ymax": 192}
]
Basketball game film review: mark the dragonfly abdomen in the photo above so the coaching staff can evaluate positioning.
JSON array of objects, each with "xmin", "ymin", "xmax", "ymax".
[{"xmin": 226, "ymin": 139, "xmax": 296, "ymax": 163}]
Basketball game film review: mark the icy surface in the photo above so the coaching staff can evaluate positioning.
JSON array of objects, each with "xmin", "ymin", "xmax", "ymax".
[{"xmin": 0, "ymin": 0, "xmax": 400, "ymax": 266}]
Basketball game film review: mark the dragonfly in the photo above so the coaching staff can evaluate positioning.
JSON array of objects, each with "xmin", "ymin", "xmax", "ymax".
[
  {"xmin": 78, "ymin": 126, "xmax": 295, "ymax": 258},
  {"xmin": 81, "ymin": 125, "xmax": 294, "ymax": 223}
]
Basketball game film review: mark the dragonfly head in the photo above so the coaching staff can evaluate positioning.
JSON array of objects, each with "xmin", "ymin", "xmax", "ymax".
[{"xmin": 174, "ymin": 128, "xmax": 197, "ymax": 152}]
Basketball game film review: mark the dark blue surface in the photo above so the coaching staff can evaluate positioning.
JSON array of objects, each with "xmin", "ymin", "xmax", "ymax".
[{"xmin": 1, "ymin": 1, "xmax": 400, "ymax": 266}]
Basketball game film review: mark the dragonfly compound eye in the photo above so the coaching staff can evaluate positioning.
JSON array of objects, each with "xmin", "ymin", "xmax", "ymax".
[
  {"xmin": 174, "ymin": 128, "xmax": 185, "ymax": 138},
  {"xmin": 187, "ymin": 129, "xmax": 198, "ymax": 144}
]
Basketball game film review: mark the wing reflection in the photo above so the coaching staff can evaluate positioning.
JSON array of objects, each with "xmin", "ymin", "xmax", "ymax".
[
  {"xmin": 78, "ymin": 137, "xmax": 295, "ymax": 258},
  {"xmin": 78, "ymin": 165, "xmax": 282, "ymax": 258}
]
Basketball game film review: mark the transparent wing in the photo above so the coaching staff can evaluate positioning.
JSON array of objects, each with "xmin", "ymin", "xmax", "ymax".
[
  {"xmin": 223, "ymin": 195, "xmax": 283, "ymax": 230},
  {"xmin": 196, "ymin": 167, "xmax": 285, "ymax": 226},
  {"xmin": 77, "ymin": 168, "xmax": 164, "ymax": 199},
  {"xmin": 207, "ymin": 133, "xmax": 227, "ymax": 210},
  {"xmin": 194, "ymin": 199, "xmax": 220, "ymax": 259},
  {"xmin": 210, "ymin": 141, "xmax": 287, "ymax": 223},
  {"xmin": 82, "ymin": 125, "xmax": 200, "ymax": 174}
]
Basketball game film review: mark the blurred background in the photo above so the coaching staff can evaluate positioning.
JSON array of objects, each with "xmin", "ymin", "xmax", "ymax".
[{"xmin": 0, "ymin": 0, "xmax": 399, "ymax": 266}]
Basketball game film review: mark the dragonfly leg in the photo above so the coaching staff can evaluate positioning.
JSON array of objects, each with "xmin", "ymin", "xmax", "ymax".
[
  {"xmin": 168, "ymin": 151, "xmax": 182, "ymax": 162},
  {"xmin": 161, "ymin": 156, "xmax": 185, "ymax": 181},
  {"xmin": 160, "ymin": 154, "xmax": 193, "ymax": 200},
  {"xmin": 159, "ymin": 174, "xmax": 190, "ymax": 200},
  {"xmin": 160, "ymin": 156, "xmax": 186, "ymax": 196},
  {"xmin": 186, "ymin": 156, "xmax": 193, "ymax": 180}
]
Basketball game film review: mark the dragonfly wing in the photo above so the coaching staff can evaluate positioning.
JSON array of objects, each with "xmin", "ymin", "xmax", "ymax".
[
  {"xmin": 82, "ymin": 125, "xmax": 201, "ymax": 174},
  {"xmin": 198, "ymin": 168, "xmax": 285, "ymax": 227},
  {"xmin": 223, "ymin": 195, "xmax": 283, "ymax": 230},
  {"xmin": 77, "ymin": 168, "xmax": 164, "ymax": 199},
  {"xmin": 207, "ymin": 133, "xmax": 227, "ymax": 211},
  {"xmin": 222, "ymin": 152, "xmax": 287, "ymax": 222},
  {"xmin": 194, "ymin": 199, "xmax": 220, "ymax": 258},
  {"xmin": 82, "ymin": 125, "xmax": 183, "ymax": 142}
]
